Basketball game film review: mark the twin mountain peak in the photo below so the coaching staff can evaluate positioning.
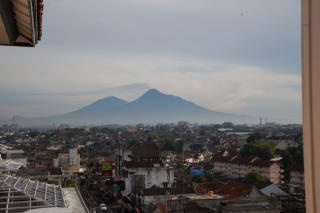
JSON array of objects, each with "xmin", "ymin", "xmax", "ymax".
[{"xmin": 16, "ymin": 89, "xmax": 254, "ymax": 126}]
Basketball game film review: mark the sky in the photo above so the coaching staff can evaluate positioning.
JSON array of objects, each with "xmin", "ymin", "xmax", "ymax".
[{"xmin": 0, "ymin": 0, "xmax": 302, "ymax": 124}]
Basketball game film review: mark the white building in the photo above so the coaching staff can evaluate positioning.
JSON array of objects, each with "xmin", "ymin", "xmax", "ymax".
[
  {"xmin": 123, "ymin": 161, "xmax": 174, "ymax": 195},
  {"xmin": 117, "ymin": 143, "xmax": 174, "ymax": 195},
  {"xmin": 5, "ymin": 150, "xmax": 27, "ymax": 167}
]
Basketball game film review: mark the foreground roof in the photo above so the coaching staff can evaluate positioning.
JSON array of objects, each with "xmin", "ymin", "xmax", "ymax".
[
  {"xmin": 0, "ymin": 174, "xmax": 65, "ymax": 212},
  {"xmin": 0, "ymin": 0, "xmax": 43, "ymax": 47},
  {"xmin": 24, "ymin": 208, "xmax": 71, "ymax": 213},
  {"xmin": 0, "ymin": 159, "xmax": 23, "ymax": 171}
]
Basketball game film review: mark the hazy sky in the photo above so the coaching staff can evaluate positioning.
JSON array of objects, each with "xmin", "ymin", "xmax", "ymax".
[{"xmin": 0, "ymin": 0, "xmax": 302, "ymax": 123}]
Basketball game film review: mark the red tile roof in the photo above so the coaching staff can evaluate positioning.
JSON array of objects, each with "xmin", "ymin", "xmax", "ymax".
[
  {"xmin": 251, "ymin": 158, "xmax": 274, "ymax": 167},
  {"xmin": 211, "ymin": 155, "xmax": 235, "ymax": 163},
  {"xmin": 156, "ymin": 204, "xmax": 166, "ymax": 213},
  {"xmin": 212, "ymin": 155, "xmax": 275, "ymax": 168},
  {"xmin": 193, "ymin": 182, "xmax": 224, "ymax": 194},
  {"xmin": 216, "ymin": 181, "xmax": 252, "ymax": 200},
  {"xmin": 229, "ymin": 156, "xmax": 257, "ymax": 165},
  {"xmin": 131, "ymin": 143, "xmax": 160, "ymax": 159},
  {"xmin": 49, "ymin": 168, "xmax": 62, "ymax": 176}
]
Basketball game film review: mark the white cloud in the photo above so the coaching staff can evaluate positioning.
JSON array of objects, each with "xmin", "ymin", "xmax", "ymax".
[
  {"xmin": 0, "ymin": 48, "xmax": 301, "ymax": 122},
  {"xmin": 0, "ymin": 0, "xmax": 301, "ymax": 123}
]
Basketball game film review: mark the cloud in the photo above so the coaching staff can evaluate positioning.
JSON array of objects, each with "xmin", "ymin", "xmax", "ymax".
[
  {"xmin": 0, "ymin": 48, "xmax": 301, "ymax": 123},
  {"xmin": 0, "ymin": 0, "xmax": 301, "ymax": 123},
  {"xmin": 32, "ymin": 83, "xmax": 151, "ymax": 98},
  {"xmin": 43, "ymin": 0, "xmax": 301, "ymax": 73}
]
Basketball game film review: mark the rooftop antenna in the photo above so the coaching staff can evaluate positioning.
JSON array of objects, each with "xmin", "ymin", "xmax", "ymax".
[{"xmin": 259, "ymin": 117, "xmax": 262, "ymax": 127}]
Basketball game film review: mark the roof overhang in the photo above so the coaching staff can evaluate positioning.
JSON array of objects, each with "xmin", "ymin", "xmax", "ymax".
[{"xmin": 0, "ymin": 0, "xmax": 43, "ymax": 47}]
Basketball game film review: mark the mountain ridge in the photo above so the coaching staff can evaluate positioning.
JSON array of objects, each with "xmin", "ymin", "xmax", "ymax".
[{"xmin": 9, "ymin": 89, "xmax": 256, "ymax": 126}]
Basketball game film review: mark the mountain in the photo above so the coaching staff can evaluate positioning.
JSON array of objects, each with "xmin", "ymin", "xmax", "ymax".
[
  {"xmin": 12, "ymin": 89, "xmax": 256, "ymax": 127},
  {"xmin": 62, "ymin": 96, "xmax": 128, "ymax": 118}
]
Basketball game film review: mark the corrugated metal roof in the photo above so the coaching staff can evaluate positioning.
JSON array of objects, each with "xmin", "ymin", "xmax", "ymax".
[{"xmin": 260, "ymin": 184, "xmax": 288, "ymax": 197}]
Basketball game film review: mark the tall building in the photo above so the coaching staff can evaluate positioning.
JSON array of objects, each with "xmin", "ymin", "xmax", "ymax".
[
  {"xmin": 54, "ymin": 149, "xmax": 80, "ymax": 176},
  {"xmin": 69, "ymin": 148, "xmax": 78, "ymax": 166}
]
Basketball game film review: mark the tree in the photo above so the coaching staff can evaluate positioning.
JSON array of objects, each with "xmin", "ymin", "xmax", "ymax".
[
  {"xmin": 222, "ymin": 122, "xmax": 234, "ymax": 128},
  {"xmin": 199, "ymin": 129, "xmax": 206, "ymax": 136},
  {"xmin": 128, "ymin": 153, "xmax": 136, "ymax": 159},
  {"xmin": 191, "ymin": 175, "xmax": 207, "ymax": 183},
  {"xmin": 240, "ymin": 141, "xmax": 277, "ymax": 160},
  {"xmin": 161, "ymin": 139, "xmax": 183, "ymax": 153},
  {"xmin": 128, "ymin": 140, "xmax": 138, "ymax": 148},
  {"xmin": 190, "ymin": 144, "xmax": 203, "ymax": 152},
  {"xmin": 247, "ymin": 171, "xmax": 264, "ymax": 182},
  {"xmin": 280, "ymin": 144, "xmax": 304, "ymax": 182},
  {"xmin": 247, "ymin": 132, "xmax": 264, "ymax": 143},
  {"xmin": 161, "ymin": 139, "xmax": 176, "ymax": 151},
  {"xmin": 204, "ymin": 172, "xmax": 214, "ymax": 182},
  {"xmin": 176, "ymin": 161, "xmax": 186, "ymax": 170},
  {"xmin": 29, "ymin": 131, "xmax": 39, "ymax": 137},
  {"xmin": 147, "ymin": 134, "xmax": 158, "ymax": 143}
]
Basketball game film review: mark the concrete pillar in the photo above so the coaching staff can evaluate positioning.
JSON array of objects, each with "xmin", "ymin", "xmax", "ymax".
[{"xmin": 301, "ymin": 0, "xmax": 320, "ymax": 212}]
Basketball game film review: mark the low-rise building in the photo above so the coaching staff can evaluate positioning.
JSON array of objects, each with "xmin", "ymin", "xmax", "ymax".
[
  {"xmin": 212, "ymin": 155, "xmax": 281, "ymax": 184},
  {"xmin": 123, "ymin": 160, "xmax": 174, "ymax": 195},
  {"xmin": 4, "ymin": 150, "xmax": 27, "ymax": 167},
  {"xmin": 289, "ymin": 164, "xmax": 305, "ymax": 190},
  {"xmin": 216, "ymin": 182, "xmax": 281, "ymax": 213},
  {"xmin": 166, "ymin": 194, "xmax": 226, "ymax": 213},
  {"xmin": 142, "ymin": 183, "xmax": 195, "ymax": 206}
]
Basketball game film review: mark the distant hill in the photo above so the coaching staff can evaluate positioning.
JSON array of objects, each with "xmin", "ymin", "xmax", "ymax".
[{"xmin": 10, "ymin": 89, "xmax": 256, "ymax": 127}]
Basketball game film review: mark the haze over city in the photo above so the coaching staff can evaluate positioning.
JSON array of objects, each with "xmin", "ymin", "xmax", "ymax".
[
  {"xmin": 0, "ymin": 1, "xmax": 311, "ymax": 212},
  {"xmin": 0, "ymin": 0, "xmax": 301, "ymax": 124}
]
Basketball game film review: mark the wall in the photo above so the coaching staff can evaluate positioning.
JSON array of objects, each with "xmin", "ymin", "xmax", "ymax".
[
  {"xmin": 124, "ymin": 167, "xmax": 174, "ymax": 195},
  {"xmin": 12, "ymin": 158, "xmax": 27, "ymax": 167},
  {"xmin": 143, "ymin": 195, "xmax": 169, "ymax": 206},
  {"xmin": 269, "ymin": 164, "xmax": 281, "ymax": 184},
  {"xmin": 213, "ymin": 161, "xmax": 280, "ymax": 184},
  {"xmin": 290, "ymin": 171, "xmax": 305, "ymax": 189}
]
